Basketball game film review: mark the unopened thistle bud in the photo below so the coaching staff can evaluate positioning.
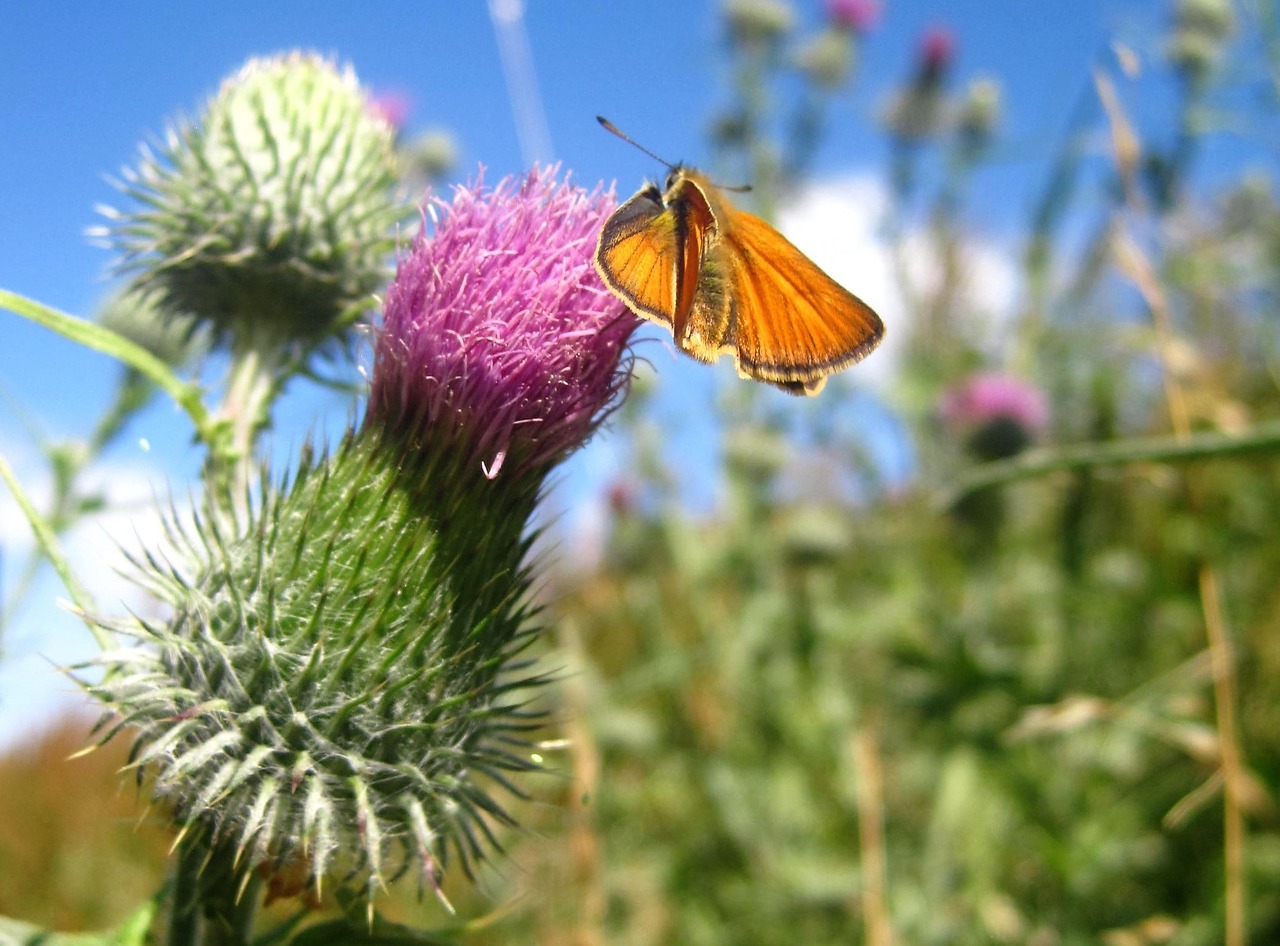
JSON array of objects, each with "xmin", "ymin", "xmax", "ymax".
[
  {"xmin": 101, "ymin": 52, "xmax": 404, "ymax": 353},
  {"xmin": 1167, "ymin": 0, "xmax": 1235, "ymax": 82},
  {"xmin": 86, "ymin": 168, "xmax": 638, "ymax": 911},
  {"xmin": 957, "ymin": 76, "xmax": 1002, "ymax": 154},
  {"xmin": 723, "ymin": 0, "xmax": 795, "ymax": 48},
  {"xmin": 796, "ymin": 28, "xmax": 856, "ymax": 89}
]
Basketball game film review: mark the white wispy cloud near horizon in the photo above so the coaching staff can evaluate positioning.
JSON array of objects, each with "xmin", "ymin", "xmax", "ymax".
[
  {"xmin": 776, "ymin": 172, "xmax": 1021, "ymax": 383},
  {"xmin": 1, "ymin": 433, "xmax": 179, "ymax": 749}
]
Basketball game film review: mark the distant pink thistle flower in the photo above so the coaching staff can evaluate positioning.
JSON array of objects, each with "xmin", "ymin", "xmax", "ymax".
[
  {"xmin": 918, "ymin": 25, "xmax": 956, "ymax": 76},
  {"xmin": 826, "ymin": 0, "xmax": 880, "ymax": 32},
  {"xmin": 369, "ymin": 167, "xmax": 640, "ymax": 480},
  {"xmin": 368, "ymin": 89, "xmax": 413, "ymax": 132},
  {"xmin": 940, "ymin": 373, "xmax": 1049, "ymax": 433}
]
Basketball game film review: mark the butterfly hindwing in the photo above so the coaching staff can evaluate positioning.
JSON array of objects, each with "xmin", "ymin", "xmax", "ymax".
[{"xmin": 724, "ymin": 209, "xmax": 884, "ymax": 392}]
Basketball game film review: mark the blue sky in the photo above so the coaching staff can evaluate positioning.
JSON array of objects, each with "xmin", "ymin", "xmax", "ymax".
[{"xmin": 0, "ymin": 1, "xmax": 1252, "ymax": 746}]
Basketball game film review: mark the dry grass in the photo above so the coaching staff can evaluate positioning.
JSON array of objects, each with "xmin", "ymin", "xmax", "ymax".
[{"xmin": 0, "ymin": 712, "xmax": 171, "ymax": 931}]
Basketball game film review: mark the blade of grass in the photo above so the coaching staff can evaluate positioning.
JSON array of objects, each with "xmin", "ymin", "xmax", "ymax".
[
  {"xmin": 936, "ymin": 419, "xmax": 1280, "ymax": 510},
  {"xmin": 0, "ymin": 289, "xmax": 217, "ymax": 448},
  {"xmin": 0, "ymin": 450, "xmax": 109, "ymax": 649}
]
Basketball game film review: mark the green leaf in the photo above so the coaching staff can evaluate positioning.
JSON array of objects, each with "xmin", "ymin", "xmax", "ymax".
[{"xmin": 0, "ymin": 289, "xmax": 216, "ymax": 447}]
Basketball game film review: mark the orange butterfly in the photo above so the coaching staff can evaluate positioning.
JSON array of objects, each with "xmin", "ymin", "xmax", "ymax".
[{"xmin": 594, "ymin": 117, "xmax": 884, "ymax": 396}]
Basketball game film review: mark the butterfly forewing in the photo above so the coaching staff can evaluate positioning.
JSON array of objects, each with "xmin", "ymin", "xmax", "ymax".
[
  {"xmin": 724, "ymin": 210, "xmax": 884, "ymax": 390},
  {"xmin": 595, "ymin": 187, "xmax": 680, "ymax": 327}
]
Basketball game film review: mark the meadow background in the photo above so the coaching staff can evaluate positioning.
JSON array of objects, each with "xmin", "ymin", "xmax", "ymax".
[{"xmin": 2, "ymin": 1, "xmax": 1279, "ymax": 944}]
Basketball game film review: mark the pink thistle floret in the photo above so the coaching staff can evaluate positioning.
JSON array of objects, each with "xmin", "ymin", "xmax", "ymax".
[
  {"xmin": 939, "ymin": 372, "xmax": 1050, "ymax": 436},
  {"xmin": 369, "ymin": 166, "xmax": 640, "ymax": 480}
]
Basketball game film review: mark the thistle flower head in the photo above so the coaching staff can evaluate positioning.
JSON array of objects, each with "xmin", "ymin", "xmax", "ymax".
[
  {"xmin": 796, "ymin": 28, "xmax": 856, "ymax": 89},
  {"xmin": 883, "ymin": 25, "xmax": 957, "ymax": 143},
  {"xmin": 826, "ymin": 0, "xmax": 880, "ymax": 32},
  {"xmin": 87, "ymin": 165, "xmax": 640, "ymax": 912},
  {"xmin": 957, "ymin": 76, "xmax": 1002, "ymax": 152},
  {"xmin": 103, "ymin": 52, "xmax": 404, "ymax": 353},
  {"xmin": 1167, "ymin": 0, "xmax": 1235, "ymax": 81},
  {"xmin": 919, "ymin": 25, "xmax": 957, "ymax": 77},
  {"xmin": 369, "ymin": 166, "xmax": 638, "ymax": 482},
  {"xmin": 368, "ymin": 89, "xmax": 414, "ymax": 134},
  {"xmin": 723, "ymin": 0, "xmax": 795, "ymax": 47},
  {"xmin": 940, "ymin": 372, "xmax": 1049, "ymax": 460}
]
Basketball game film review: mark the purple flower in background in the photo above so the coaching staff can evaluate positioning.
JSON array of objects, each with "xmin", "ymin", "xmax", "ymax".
[
  {"xmin": 368, "ymin": 88, "xmax": 413, "ymax": 132},
  {"xmin": 826, "ymin": 0, "xmax": 880, "ymax": 32},
  {"xmin": 884, "ymin": 24, "xmax": 956, "ymax": 142},
  {"xmin": 918, "ymin": 25, "xmax": 956, "ymax": 77},
  {"xmin": 370, "ymin": 167, "xmax": 639, "ymax": 480},
  {"xmin": 940, "ymin": 372, "xmax": 1049, "ymax": 460}
]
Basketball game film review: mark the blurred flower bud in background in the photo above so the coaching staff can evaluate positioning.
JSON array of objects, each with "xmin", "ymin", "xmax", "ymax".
[
  {"xmin": 883, "ymin": 25, "xmax": 956, "ymax": 143},
  {"xmin": 723, "ymin": 0, "xmax": 795, "ymax": 49},
  {"xmin": 825, "ymin": 0, "xmax": 880, "ymax": 33},
  {"xmin": 400, "ymin": 128, "xmax": 461, "ymax": 188},
  {"xmin": 957, "ymin": 75, "xmax": 1002, "ymax": 154},
  {"xmin": 367, "ymin": 87, "xmax": 414, "ymax": 135},
  {"xmin": 1167, "ymin": 0, "xmax": 1234, "ymax": 83}
]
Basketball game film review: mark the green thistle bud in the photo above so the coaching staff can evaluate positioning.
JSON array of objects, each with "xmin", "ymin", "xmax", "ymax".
[
  {"xmin": 401, "ymin": 129, "xmax": 460, "ymax": 186},
  {"xmin": 1167, "ymin": 0, "xmax": 1234, "ymax": 81},
  {"xmin": 957, "ymin": 76, "xmax": 1001, "ymax": 152},
  {"xmin": 795, "ymin": 27, "xmax": 856, "ymax": 89},
  {"xmin": 723, "ymin": 0, "xmax": 794, "ymax": 47},
  {"xmin": 101, "ymin": 52, "xmax": 404, "ymax": 353}
]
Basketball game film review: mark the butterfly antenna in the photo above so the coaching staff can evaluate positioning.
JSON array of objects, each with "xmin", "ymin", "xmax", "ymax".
[{"xmin": 596, "ymin": 116, "xmax": 678, "ymax": 171}]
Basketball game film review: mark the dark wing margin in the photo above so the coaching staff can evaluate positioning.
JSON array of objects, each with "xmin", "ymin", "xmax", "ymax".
[{"xmin": 595, "ymin": 185, "xmax": 680, "ymax": 327}]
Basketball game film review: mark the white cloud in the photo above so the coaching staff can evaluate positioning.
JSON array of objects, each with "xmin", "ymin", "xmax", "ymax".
[
  {"xmin": 0, "ymin": 434, "xmax": 180, "ymax": 750},
  {"xmin": 775, "ymin": 172, "xmax": 1021, "ymax": 384}
]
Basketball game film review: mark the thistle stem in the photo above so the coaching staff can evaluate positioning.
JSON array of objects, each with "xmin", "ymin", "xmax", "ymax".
[
  {"xmin": 206, "ymin": 341, "xmax": 279, "ymax": 516},
  {"xmin": 936, "ymin": 419, "xmax": 1280, "ymax": 510},
  {"xmin": 169, "ymin": 838, "xmax": 205, "ymax": 946}
]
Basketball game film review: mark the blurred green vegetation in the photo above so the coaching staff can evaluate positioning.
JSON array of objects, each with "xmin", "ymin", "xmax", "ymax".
[{"xmin": 4, "ymin": 1, "xmax": 1280, "ymax": 944}]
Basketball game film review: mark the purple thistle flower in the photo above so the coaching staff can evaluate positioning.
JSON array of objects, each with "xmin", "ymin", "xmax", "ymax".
[
  {"xmin": 826, "ymin": 0, "xmax": 880, "ymax": 32},
  {"xmin": 940, "ymin": 373, "xmax": 1049, "ymax": 432},
  {"xmin": 368, "ymin": 88, "xmax": 413, "ymax": 133},
  {"xmin": 919, "ymin": 25, "xmax": 957, "ymax": 77},
  {"xmin": 370, "ymin": 166, "xmax": 640, "ymax": 480},
  {"xmin": 940, "ymin": 372, "xmax": 1049, "ymax": 460}
]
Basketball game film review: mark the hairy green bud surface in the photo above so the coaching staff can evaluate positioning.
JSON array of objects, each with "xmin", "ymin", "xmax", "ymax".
[
  {"xmin": 102, "ymin": 52, "xmax": 404, "ymax": 352},
  {"xmin": 89, "ymin": 432, "xmax": 545, "ymax": 902}
]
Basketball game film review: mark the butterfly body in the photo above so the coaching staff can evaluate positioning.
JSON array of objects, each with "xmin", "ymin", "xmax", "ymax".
[{"xmin": 595, "ymin": 164, "xmax": 884, "ymax": 396}]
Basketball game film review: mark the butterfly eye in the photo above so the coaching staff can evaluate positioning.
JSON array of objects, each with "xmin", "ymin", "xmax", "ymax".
[{"xmin": 664, "ymin": 168, "xmax": 682, "ymax": 191}]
